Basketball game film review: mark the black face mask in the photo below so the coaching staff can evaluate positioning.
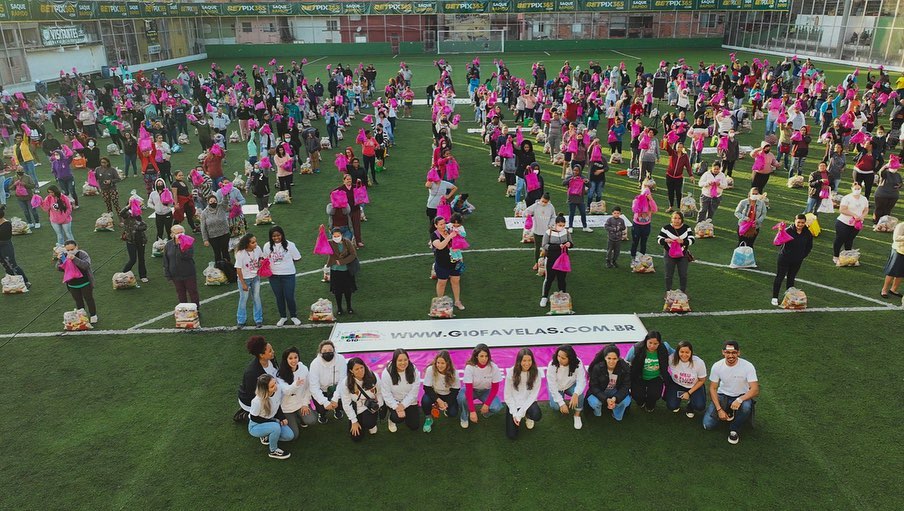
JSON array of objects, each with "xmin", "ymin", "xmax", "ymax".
[
  {"xmin": 209, "ymin": 202, "xmax": 217, "ymax": 208},
  {"xmin": 321, "ymin": 352, "xmax": 335, "ymax": 362}
]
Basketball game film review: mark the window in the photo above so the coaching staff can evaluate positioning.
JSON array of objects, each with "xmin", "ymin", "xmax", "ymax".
[
  {"xmin": 262, "ymin": 23, "xmax": 277, "ymax": 33},
  {"xmin": 326, "ymin": 20, "xmax": 339, "ymax": 31},
  {"xmin": 609, "ymin": 16, "xmax": 627, "ymax": 38},
  {"xmin": 699, "ymin": 13, "xmax": 719, "ymax": 28},
  {"xmin": 572, "ymin": 23, "xmax": 583, "ymax": 35},
  {"xmin": 241, "ymin": 22, "xmax": 252, "ymax": 33}
]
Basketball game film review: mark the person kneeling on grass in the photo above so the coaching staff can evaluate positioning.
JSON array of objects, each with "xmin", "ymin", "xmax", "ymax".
[
  {"xmin": 546, "ymin": 344, "xmax": 586, "ymax": 430},
  {"xmin": 380, "ymin": 348, "xmax": 422, "ymax": 433},
  {"xmin": 505, "ymin": 348, "xmax": 543, "ymax": 440},
  {"xmin": 702, "ymin": 340, "xmax": 759, "ymax": 445},
  {"xmin": 276, "ymin": 347, "xmax": 317, "ymax": 439},
  {"xmin": 421, "ymin": 351, "xmax": 460, "ymax": 433},
  {"xmin": 586, "ymin": 344, "xmax": 632, "ymax": 421},
  {"xmin": 626, "ymin": 331, "xmax": 674, "ymax": 412},
  {"xmin": 665, "ymin": 341, "xmax": 707, "ymax": 419},
  {"xmin": 247, "ymin": 374, "xmax": 294, "ymax": 460},
  {"xmin": 236, "ymin": 336, "xmax": 277, "ymax": 423},
  {"xmin": 458, "ymin": 344, "xmax": 505, "ymax": 429},
  {"xmin": 309, "ymin": 341, "xmax": 347, "ymax": 424},
  {"xmin": 339, "ymin": 357, "xmax": 384, "ymax": 442}
]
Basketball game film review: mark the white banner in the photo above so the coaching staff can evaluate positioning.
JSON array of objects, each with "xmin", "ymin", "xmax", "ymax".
[
  {"xmin": 330, "ymin": 314, "xmax": 647, "ymax": 353},
  {"xmin": 41, "ymin": 26, "xmax": 89, "ymax": 47},
  {"xmin": 504, "ymin": 216, "xmax": 633, "ymax": 230},
  {"xmin": 701, "ymin": 145, "xmax": 752, "ymax": 155},
  {"xmin": 148, "ymin": 204, "xmax": 259, "ymax": 219}
]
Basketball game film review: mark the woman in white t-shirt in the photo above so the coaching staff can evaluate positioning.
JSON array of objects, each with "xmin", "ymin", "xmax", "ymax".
[
  {"xmin": 276, "ymin": 346, "xmax": 317, "ymax": 438},
  {"xmin": 664, "ymin": 341, "xmax": 707, "ymax": 418},
  {"xmin": 505, "ymin": 348, "xmax": 543, "ymax": 440},
  {"xmin": 546, "ymin": 344, "xmax": 586, "ymax": 430},
  {"xmin": 234, "ymin": 233, "xmax": 264, "ymax": 327},
  {"xmin": 247, "ymin": 374, "xmax": 294, "ymax": 459},
  {"xmin": 456, "ymin": 343, "xmax": 505, "ymax": 428},
  {"xmin": 832, "ymin": 183, "xmax": 870, "ymax": 265},
  {"xmin": 380, "ymin": 348, "xmax": 422, "ymax": 433},
  {"xmin": 421, "ymin": 350, "xmax": 460, "ymax": 433},
  {"xmin": 261, "ymin": 226, "xmax": 302, "ymax": 326}
]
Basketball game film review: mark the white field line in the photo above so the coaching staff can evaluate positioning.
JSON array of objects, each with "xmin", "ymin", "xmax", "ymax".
[{"xmin": 610, "ymin": 49, "xmax": 642, "ymax": 60}]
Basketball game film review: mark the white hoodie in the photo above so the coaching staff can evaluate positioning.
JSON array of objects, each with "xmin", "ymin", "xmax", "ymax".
[
  {"xmin": 504, "ymin": 370, "xmax": 542, "ymax": 421},
  {"xmin": 309, "ymin": 353, "xmax": 347, "ymax": 406},
  {"xmin": 545, "ymin": 361, "xmax": 587, "ymax": 408},
  {"xmin": 380, "ymin": 367, "xmax": 421, "ymax": 409}
]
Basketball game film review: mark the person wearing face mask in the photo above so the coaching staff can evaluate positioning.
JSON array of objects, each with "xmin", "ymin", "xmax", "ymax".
[
  {"xmin": 525, "ymin": 192, "xmax": 556, "ymax": 268},
  {"xmin": 309, "ymin": 340, "xmax": 347, "ymax": 424},
  {"xmin": 772, "ymin": 214, "xmax": 813, "ymax": 306},
  {"xmin": 82, "ymin": 138, "xmax": 101, "ymax": 171},
  {"xmin": 147, "ymin": 178, "xmax": 174, "ymax": 241},
  {"xmin": 696, "ymin": 162, "xmax": 728, "ymax": 222},
  {"xmin": 832, "ymin": 184, "xmax": 870, "ymax": 265},
  {"xmin": 121, "ymin": 131, "xmax": 139, "ymax": 178},
  {"xmin": 41, "ymin": 185, "xmax": 74, "ymax": 246},
  {"xmin": 327, "ymin": 226, "xmax": 359, "ymax": 315},
  {"xmin": 234, "ymin": 233, "xmax": 265, "ymax": 328},
  {"xmin": 539, "ymin": 214, "xmax": 573, "ymax": 307},
  {"xmin": 873, "ymin": 160, "xmax": 902, "ymax": 223},
  {"xmin": 119, "ymin": 203, "xmax": 149, "ymax": 283},
  {"xmin": 50, "ymin": 149, "xmax": 78, "ymax": 209},
  {"xmin": 750, "ymin": 142, "xmax": 781, "ymax": 193},
  {"xmin": 200, "ymin": 195, "xmax": 231, "ymax": 263},
  {"xmin": 733, "ymin": 187, "xmax": 768, "ymax": 247},
  {"xmin": 58, "ymin": 240, "xmax": 97, "ymax": 324},
  {"xmin": 631, "ymin": 184, "xmax": 658, "ymax": 262},
  {"xmin": 719, "ymin": 129, "xmax": 740, "ymax": 178},
  {"xmin": 154, "ymin": 134, "xmax": 172, "ymax": 184},
  {"xmin": 804, "ymin": 162, "xmax": 833, "ymax": 215}
]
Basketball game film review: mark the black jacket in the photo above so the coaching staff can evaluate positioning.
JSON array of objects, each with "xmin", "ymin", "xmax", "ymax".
[
  {"xmin": 238, "ymin": 358, "xmax": 278, "ymax": 408},
  {"xmin": 588, "ymin": 359, "xmax": 631, "ymax": 404},
  {"xmin": 162, "ymin": 239, "xmax": 197, "ymax": 281},
  {"xmin": 778, "ymin": 225, "xmax": 813, "ymax": 262},
  {"xmin": 628, "ymin": 339, "xmax": 671, "ymax": 383}
]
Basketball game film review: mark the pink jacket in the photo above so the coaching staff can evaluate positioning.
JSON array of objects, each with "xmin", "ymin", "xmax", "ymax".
[{"xmin": 42, "ymin": 194, "xmax": 73, "ymax": 224}]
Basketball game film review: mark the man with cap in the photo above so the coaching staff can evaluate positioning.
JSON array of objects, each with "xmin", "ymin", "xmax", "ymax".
[{"xmin": 702, "ymin": 340, "xmax": 759, "ymax": 444}]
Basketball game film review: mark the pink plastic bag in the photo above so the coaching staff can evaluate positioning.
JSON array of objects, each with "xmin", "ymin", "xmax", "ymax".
[
  {"xmin": 524, "ymin": 215, "xmax": 534, "ymax": 230},
  {"xmin": 525, "ymin": 172, "xmax": 540, "ymax": 191},
  {"xmin": 220, "ymin": 182, "xmax": 233, "ymax": 195},
  {"xmin": 160, "ymin": 188, "xmax": 174, "ymax": 205},
  {"xmin": 129, "ymin": 197, "xmax": 142, "ymax": 217},
  {"xmin": 516, "ymin": 127, "xmax": 524, "ymax": 146},
  {"xmin": 60, "ymin": 258, "xmax": 83, "ymax": 283},
  {"xmin": 178, "ymin": 234, "xmax": 195, "ymax": 252},
  {"xmin": 566, "ymin": 137, "xmax": 578, "ymax": 153},
  {"xmin": 818, "ymin": 187, "xmax": 830, "ymax": 199},
  {"xmin": 738, "ymin": 219, "xmax": 757, "ymax": 236},
  {"xmin": 499, "ymin": 139, "xmax": 514, "ymax": 158},
  {"xmin": 590, "ymin": 145, "xmax": 603, "ymax": 163},
  {"xmin": 30, "ymin": 194, "xmax": 42, "ymax": 208},
  {"xmin": 355, "ymin": 129, "xmax": 366, "ymax": 144},
  {"xmin": 890, "ymin": 155, "xmax": 901, "ymax": 170},
  {"xmin": 772, "ymin": 222, "xmax": 793, "ymax": 246},
  {"xmin": 854, "ymin": 219, "xmax": 863, "ymax": 230},
  {"xmin": 353, "ymin": 182, "xmax": 370, "ymax": 204},
  {"xmin": 258, "ymin": 258, "xmax": 273, "ymax": 278},
  {"xmin": 71, "ymin": 138, "xmax": 84, "ymax": 150},
  {"xmin": 668, "ymin": 240, "xmax": 684, "ymax": 258},
  {"xmin": 752, "ymin": 153, "xmax": 766, "ymax": 171},
  {"xmin": 436, "ymin": 197, "xmax": 452, "ymax": 222},
  {"xmin": 551, "ymin": 247, "xmax": 572, "ymax": 272},
  {"xmin": 717, "ymin": 136, "xmax": 728, "ymax": 152},
  {"xmin": 229, "ymin": 201, "xmax": 242, "ymax": 219},
  {"xmin": 362, "ymin": 114, "xmax": 373, "ymax": 124},
  {"xmin": 335, "ymin": 153, "xmax": 348, "ymax": 173},
  {"xmin": 709, "ymin": 182, "xmax": 719, "ymax": 197},
  {"xmin": 445, "ymin": 158, "xmax": 459, "ymax": 181},
  {"xmin": 330, "ymin": 189, "xmax": 349, "ymax": 209},
  {"xmin": 567, "ymin": 177, "xmax": 585, "ymax": 195},
  {"xmin": 638, "ymin": 134, "xmax": 651, "ymax": 150},
  {"xmin": 426, "ymin": 167, "xmax": 441, "ymax": 183},
  {"xmin": 450, "ymin": 234, "xmax": 469, "ymax": 250},
  {"xmin": 87, "ymin": 170, "xmax": 99, "ymax": 188},
  {"xmin": 313, "ymin": 225, "xmax": 334, "ymax": 255}
]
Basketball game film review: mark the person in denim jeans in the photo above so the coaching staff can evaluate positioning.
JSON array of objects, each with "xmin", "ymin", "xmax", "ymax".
[
  {"xmin": 261, "ymin": 226, "xmax": 302, "ymax": 327},
  {"xmin": 234, "ymin": 233, "xmax": 264, "ymax": 328},
  {"xmin": 457, "ymin": 344, "xmax": 505, "ymax": 428},
  {"xmin": 11, "ymin": 170, "xmax": 41, "ymax": 228},
  {"xmin": 563, "ymin": 164, "xmax": 592, "ymax": 232},
  {"xmin": 121, "ymin": 131, "xmax": 139, "ymax": 177},
  {"xmin": 546, "ymin": 345, "xmax": 586, "ymax": 430},
  {"xmin": 586, "ymin": 160, "xmax": 608, "ymax": 210},
  {"xmin": 664, "ymin": 341, "xmax": 707, "ymax": 419},
  {"xmin": 702, "ymin": 340, "xmax": 759, "ymax": 444},
  {"xmin": 247, "ymin": 374, "xmax": 294, "ymax": 460},
  {"xmin": 586, "ymin": 344, "xmax": 632, "ymax": 421}
]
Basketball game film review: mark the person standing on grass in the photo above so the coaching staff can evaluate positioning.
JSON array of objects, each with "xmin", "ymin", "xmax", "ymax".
[
  {"xmin": 171, "ymin": 170, "xmax": 199, "ymax": 234},
  {"xmin": 546, "ymin": 344, "xmax": 586, "ymax": 430},
  {"xmin": 247, "ymin": 374, "xmax": 294, "ymax": 460},
  {"xmin": 0, "ymin": 206, "xmax": 30, "ymax": 289},
  {"xmin": 339, "ymin": 357, "xmax": 384, "ymax": 442},
  {"xmin": 604, "ymin": 207, "xmax": 626, "ymax": 269},
  {"xmin": 539, "ymin": 214, "xmax": 573, "ymax": 308},
  {"xmin": 163, "ymin": 225, "xmax": 199, "ymax": 308},
  {"xmin": 657, "ymin": 211, "xmax": 695, "ymax": 294},
  {"xmin": 665, "ymin": 340, "xmax": 707, "ymax": 419},
  {"xmin": 58, "ymin": 240, "xmax": 97, "ymax": 323},
  {"xmin": 457, "ymin": 343, "xmax": 505, "ymax": 429},
  {"xmin": 200, "ymin": 195, "xmax": 231, "ymax": 263},
  {"xmin": 431, "ymin": 216, "xmax": 464, "ymax": 311},
  {"xmin": 702, "ymin": 340, "xmax": 759, "ymax": 445},
  {"xmin": 50, "ymin": 149, "xmax": 78, "ymax": 208},
  {"xmin": 309, "ymin": 340, "xmax": 347, "ymax": 424},
  {"xmin": 380, "ymin": 348, "xmax": 422, "ymax": 434},
  {"xmin": 276, "ymin": 347, "xmax": 317, "ymax": 439},
  {"xmin": 421, "ymin": 351, "xmax": 460, "ymax": 433},
  {"xmin": 664, "ymin": 141, "xmax": 695, "ymax": 213},
  {"xmin": 505, "ymin": 348, "xmax": 543, "ymax": 440},
  {"xmin": 771, "ymin": 214, "xmax": 813, "ymax": 306},
  {"xmin": 832, "ymin": 183, "xmax": 869, "ymax": 266},
  {"xmin": 750, "ymin": 142, "xmax": 781, "ymax": 193},
  {"xmin": 563, "ymin": 164, "xmax": 592, "ymax": 232},
  {"xmin": 41, "ymin": 185, "xmax": 74, "ymax": 247},
  {"xmin": 586, "ymin": 344, "xmax": 632, "ymax": 421},
  {"xmin": 880, "ymin": 221, "xmax": 904, "ymax": 299},
  {"xmin": 696, "ymin": 161, "xmax": 727, "ymax": 222},
  {"xmin": 234, "ymin": 233, "xmax": 264, "ymax": 328},
  {"xmin": 525, "ymin": 192, "xmax": 556, "ymax": 269},
  {"xmin": 119, "ymin": 205, "xmax": 149, "ymax": 283},
  {"xmin": 148, "ymin": 178, "xmax": 174, "ymax": 241},
  {"xmin": 630, "ymin": 183, "xmax": 657, "ymax": 263},
  {"xmin": 327, "ymin": 226, "xmax": 359, "ymax": 316},
  {"xmin": 804, "ymin": 162, "xmax": 832, "ymax": 215},
  {"xmin": 639, "ymin": 127, "xmax": 660, "ymax": 182},
  {"xmin": 11, "ymin": 168, "xmax": 40, "ymax": 229},
  {"xmin": 626, "ymin": 331, "xmax": 673, "ymax": 413},
  {"xmin": 236, "ymin": 336, "xmax": 277, "ymax": 422},
  {"xmin": 733, "ymin": 187, "xmax": 768, "ymax": 248},
  {"xmin": 873, "ymin": 161, "xmax": 902, "ymax": 224},
  {"xmin": 262, "ymin": 226, "xmax": 302, "ymax": 327}
]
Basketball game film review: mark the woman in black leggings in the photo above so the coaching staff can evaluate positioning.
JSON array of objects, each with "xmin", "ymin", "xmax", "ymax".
[{"xmin": 58, "ymin": 240, "xmax": 98, "ymax": 323}]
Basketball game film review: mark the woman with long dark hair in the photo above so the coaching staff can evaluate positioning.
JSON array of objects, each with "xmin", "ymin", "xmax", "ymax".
[
  {"xmin": 236, "ymin": 336, "xmax": 277, "ymax": 422},
  {"xmin": 665, "ymin": 340, "xmax": 707, "ymax": 418},
  {"xmin": 421, "ymin": 350, "xmax": 460, "ymax": 433},
  {"xmin": 626, "ymin": 331, "xmax": 674, "ymax": 412},
  {"xmin": 276, "ymin": 346, "xmax": 317, "ymax": 439},
  {"xmin": 456, "ymin": 343, "xmax": 504, "ymax": 428},
  {"xmin": 119, "ymin": 202, "xmax": 149, "ymax": 282},
  {"xmin": 234, "ymin": 232, "xmax": 264, "ymax": 328},
  {"xmin": 41, "ymin": 184, "xmax": 74, "ymax": 247},
  {"xmin": 504, "ymin": 348, "xmax": 543, "ymax": 439},
  {"xmin": 58, "ymin": 240, "xmax": 97, "ymax": 323},
  {"xmin": 380, "ymin": 348, "xmax": 422, "ymax": 433},
  {"xmin": 586, "ymin": 344, "xmax": 632, "ymax": 421},
  {"xmin": 546, "ymin": 344, "xmax": 586, "ymax": 430},
  {"xmin": 262, "ymin": 226, "xmax": 302, "ymax": 326},
  {"xmin": 338, "ymin": 357, "xmax": 383, "ymax": 442}
]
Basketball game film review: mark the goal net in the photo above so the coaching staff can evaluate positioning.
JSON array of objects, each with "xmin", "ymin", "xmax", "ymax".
[{"xmin": 436, "ymin": 29, "xmax": 505, "ymax": 54}]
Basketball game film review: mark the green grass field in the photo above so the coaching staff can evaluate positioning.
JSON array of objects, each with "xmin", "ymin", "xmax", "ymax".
[{"xmin": 1, "ymin": 48, "xmax": 901, "ymax": 509}]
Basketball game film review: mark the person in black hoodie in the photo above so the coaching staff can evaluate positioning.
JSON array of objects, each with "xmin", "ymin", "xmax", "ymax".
[
  {"xmin": 626, "ymin": 331, "xmax": 674, "ymax": 412},
  {"xmin": 514, "ymin": 140, "xmax": 536, "ymax": 204},
  {"xmin": 235, "ymin": 336, "xmax": 277, "ymax": 422},
  {"xmin": 771, "ymin": 214, "xmax": 813, "ymax": 306},
  {"xmin": 586, "ymin": 344, "xmax": 632, "ymax": 421},
  {"xmin": 524, "ymin": 163, "xmax": 546, "ymax": 207}
]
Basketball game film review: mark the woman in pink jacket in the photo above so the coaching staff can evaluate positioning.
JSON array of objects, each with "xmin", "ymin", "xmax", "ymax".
[
  {"xmin": 42, "ymin": 185, "xmax": 74, "ymax": 246},
  {"xmin": 630, "ymin": 183, "xmax": 658, "ymax": 263},
  {"xmin": 750, "ymin": 141, "xmax": 782, "ymax": 193}
]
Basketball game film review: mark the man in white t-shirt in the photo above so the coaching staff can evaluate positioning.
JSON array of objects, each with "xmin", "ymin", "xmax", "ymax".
[{"xmin": 702, "ymin": 340, "xmax": 759, "ymax": 444}]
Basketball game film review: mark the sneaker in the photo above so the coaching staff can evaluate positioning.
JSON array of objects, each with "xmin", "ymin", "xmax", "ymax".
[
  {"xmin": 606, "ymin": 263, "xmax": 613, "ymax": 268},
  {"xmin": 833, "ymin": 257, "xmax": 839, "ymax": 265},
  {"xmin": 728, "ymin": 431, "xmax": 740, "ymax": 444},
  {"xmin": 268, "ymin": 448, "xmax": 290, "ymax": 459},
  {"xmin": 672, "ymin": 408, "xmax": 681, "ymax": 413},
  {"xmin": 685, "ymin": 410, "xmax": 696, "ymax": 419},
  {"xmin": 347, "ymin": 308, "xmax": 354, "ymax": 315},
  {"xmin": 290, "ymin": 317, "xmax": 302, "ymax": 326},
  {"xmin": 276, "ymin": 318, "xmax": 287, "ymax": 327},
  {"xmin": 646, "ymin": 405, "xmax": 654, "ymax": 413},
  {"xmin": 525, "ymin": 418, "xmax": 535, "ymax": 429},
  {"xmin": 260, "ymin": 436, "xmax": 269, "ymax": 445},
  {"xmin": 27, "ymin": 224, "xmax": 34, "ymax": 229},
  {"xmin": 89, "ymin": 315, "xmax": 98, "ymax": 324},
  {"xmin": 255, "ymin": 322, "xmax": 263, "ymax": 328},
  {"xmin": 140, "ymin": 278, "xmax": 149, "ymax": 283},
  {"xmin": 666, "ymin": 207, "xmax": 674, "ymax": 213},
  {"xmin": 573, "ymin": 416, "xmax": 583, "ymax": 430},
  {"xmin": 454, "ymin": 302, "xmax": 465, "ymax": 311},
  {"xmin": 539, "ymin": 297, "xmax": 548, "ymax": 307},
  {"xmin": 368, "ymin": 426, "xmax": 377, "ymax": 434},
  {"xmin": 582, "ymin": 227, "xmax": 593, "ymax": 233},
  {"xmin": 612, "ymin": 262, "xmax": 619, "ymax": 268},
  {"xmin": 34, "ymin": 223, "xmax": 41, "ymax": 229},
  {"xmin": 317, "ymin": 413, "xmax": 328, "ymax": 424},
  {"xmin": 771, "ymin": 298, "xmax": 779, "ymax": 306},
  {"xmin": 334, "ymin": 408, "xmax": 344, "ymax": 420},
  {"xmin": 387, "ymin": 420, "xmax": 397, "ymax": 433},
  {"xmin": 423, "ymin": 417, "xmax": 434, "ymax": 433},
  {"xmin": 460, "ymin": 419, "xmax": 469, "ymax": 429}
]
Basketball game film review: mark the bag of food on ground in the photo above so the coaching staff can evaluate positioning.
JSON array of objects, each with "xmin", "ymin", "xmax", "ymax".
[
  {"xmin": 112, "ymin": 271, "xmax": 138, "ymax": 289},
  {"xmin": 781, "ymin": 287, "xmax": 808, "ymax": 310},
  {"xmin": 229, "ymin": 130, "xmax": 240, "ymax": 143},
  {"xmin": 632, "ymin": 254, "xmax": 656, "ymax": 273},
  {"xmin": 663, "ymin": 290, "xmax": 691, "ymax": 313},
  {"xmin": 830, "ymin": 192, "xmax": 842, "ymax": 207},
  {"xmin": 521, "ymin": 228, "xmax": 534, "ymax": 244},
  {"xmin": 174, "ymin": 303, "xmax": 200, "ymax": 329},
  {"xmin": 10, "ymin": 217, "xmax": 31, "ymax": 235},
  {"xmin": 309, "ymin": 298, "xmax": 335, "ymax": 322},
  {"xmin": 787, "ymin": 175, "xmax": 805, "ymax": 188},
  {"xmin": 255, "ymin": 208, "xmax": 273, "ymax": 225},
  {"xmin": 724, "ymin": 176, "xmax": 734, "ymax": 189},
  {"xmin": 547, "ymin": 291, "xmax": 574, "ymax": 315},
  {"xmin": 82, "ymin": 181, "xmax": 99, "ymax": 196},
  {"xmin": 107, "ymin": 143, "xmax": 121, "ymax": 155},
  {"xmin": 2, "ymin": 274, "xmax": 26, "ymax": 294},
  {"xmin": 320, "ymin": 137, "xmax": 331, "ymax": 150},
  {"xmin": 874, "ymin": 216, "xmax": 899, "ymax": 233},
  {"xmin": 679, "ymin": 193, "xmax": 698, "ymax": 215},
  {"xmin": 729, "ymin": 244, "xmax": 757, "ymax": 268},
  {"xmin": 178, "ymin": 133, "xmax": 190, "ymax": 145},
  {"xmin": 552, "ymin": 152, "xmax": 565, "ymax": 165},
  {"xmin": 203, "ymin": 261, "xmax": 228, "ymax": 286},
  {"xmin": 536, "ymin": 257, "xmax": 546, "ymax": 277},
  {"xmin": 321, "ymin": 265, "xmax": 331, "ymax": 283},
  {"xmin": 274, "ymin": 190, "xmax": 291, "ymax": 204},
  {"xmin": 497, "ymin": 170, "xmax": 506, "ymax": 182},
  {"xmin": 513, "ymin": 201, "xmax": 527, "ymax": 217},
  {"xmin": 541, "ymin": 138, "xmax": 550, "ymax": 151},
  {"xmin": 116, "ymin": 168, "xmax": 126, "ymax": 181},
  {"xmin": 428, "ymin": 296, "xmax": 455, "ymax": 319},
  {"xmin": 609, "ymin": 153, "xmax": 623, "ymax": 164},
  {"xmin": 694, "ymin": 219, "xmax": 715, "ymax": 238},
  {"xmin": 63, "ymin": 308, "xmax": 92, "ymax": 331},
  {"xmin": 151, "ymin": 239, "xmax": 167, "ymax": 257},
  {"xmin": 589, "ymin": 201, "xmax": 607, "ymax": 214},
  {"xmin": 94, "ymin": 212, "xmax": 115, "ymax": 232},
  {"xmin": 837, "ymin": 249, "xmax": 860, "ymax": 267},
  {"xmin": 505, "ymin": 185, "xmax": 516, "ymax": 197}
]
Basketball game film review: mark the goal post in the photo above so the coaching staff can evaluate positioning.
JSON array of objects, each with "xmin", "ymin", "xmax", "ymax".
[{"xmin": 436, "ymin": 29, "xmax": 505, "ymax": 55}]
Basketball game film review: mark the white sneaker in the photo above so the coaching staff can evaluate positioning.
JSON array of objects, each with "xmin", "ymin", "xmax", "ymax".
[
  {"xmin": 27, "ymin": 224, "xmax": 34, "ymax": 229},
  {"xmin": 460, "ymin": 419, "xmax": 469, "ymax": 429},
  {"xmin": 582, "ymin": 227, "xmax": 594, "ymax": 233},
  {"xmin": 368, "ymin": 426, "xmax": 378, "ymax": 434},
  {"xmin": 525, "ymin": 418, "xmax": 535, "ymax": 429},
  {"xmin": 573, "ymin": 416, "xmax": 583, "ymax": 430},
  {"xmin": 140, "ymin": 278, "xmax": 149, "ymax": 283},
  {"xmin": 685, "ymin": 411, "xmax": 695, "ymax": 419},
  {"xmin": 290, "ymin": 317, "xmax": 301, "ymax": 326},
  {"xmin": 276, "ymin": 317, "xmax": 287, "ymax": 327},
  {"xmin": 34, "ymin": 223, "xmax": 41, "ymax": 229},
  {"xmin": 89, "ymin": 315, "xmax": 98, "ymax": 324},
  {"xmin": 833, "ymin": 257, "xmax": 839, "ymax": 265},
  {"xmin": 387, "ymin": 420, "xmax": 397, "ymax": 433},
  {"xmin": 539, "ymin": 297, "xmax": 548, "ymax": 307},
  {"xmin": 728, "ymin": 431, "xmax": 740, "ymax": 444},
  {"xmin": 771, "ymin": 298, "xmax": 779, "ymax": 306}
]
